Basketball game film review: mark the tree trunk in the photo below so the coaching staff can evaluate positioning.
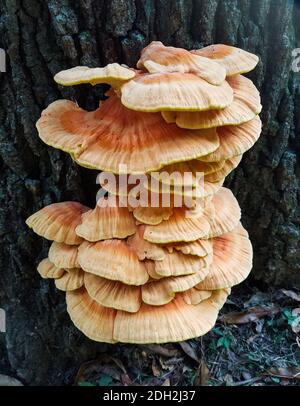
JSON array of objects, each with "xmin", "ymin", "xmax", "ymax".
[{"xmin": 0, "ymin": 0, "xmax": 299, "ymax": 385}]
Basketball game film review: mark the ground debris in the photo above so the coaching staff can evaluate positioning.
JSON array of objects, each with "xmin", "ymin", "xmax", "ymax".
[
  {"xmin": 73, "ymin": 286, "xmax": 300, "ymax": 386},
  {"xmin": 220, "ymin": 304, "xmax": 280, "ymax": 324},
  {"xmin": 266, "ymin": 367, "xmax": 300, "ymax": 381}
]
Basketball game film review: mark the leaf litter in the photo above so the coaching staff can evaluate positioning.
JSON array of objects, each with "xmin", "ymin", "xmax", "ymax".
[{"xmin": 74, "ymin": 283, "xmax": 300, "ymax": 386}]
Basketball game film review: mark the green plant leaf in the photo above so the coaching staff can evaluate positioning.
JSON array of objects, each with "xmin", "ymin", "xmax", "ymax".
[
  {"xmin": 217, "ymin": 336, "xmax": 231, "ymax": 349},
  {"xmin": 98, "ymin": 374, "xmax": 113, "ymax": 386},
  {"xmin": 78, "ymin": 381, "xmax": 96, "ymax": 386},
  {"xmin": 213, "ymin": 327, "xmax": 224, "ymax": 336}
]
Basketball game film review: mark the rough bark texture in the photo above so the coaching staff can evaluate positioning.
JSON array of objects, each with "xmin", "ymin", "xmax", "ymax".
[{"xmin": 0, "ymin": 0, "xmax": 299, "ymax": 385}]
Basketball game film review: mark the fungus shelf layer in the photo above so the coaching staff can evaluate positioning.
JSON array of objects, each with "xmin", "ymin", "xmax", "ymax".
[{"xmin": 27, "ymin": 42, "xmax": 261, "ymax": 344}]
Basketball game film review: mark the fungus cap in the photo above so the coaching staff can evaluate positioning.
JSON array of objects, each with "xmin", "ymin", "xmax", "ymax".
[
  {"xmin": 26, "ymin": 202, "xmax": 88, "ymax": 245},
  {"xmin": 181, "ymin": 289, "xmax": 212, "ymax": 305},
  {"xmin": 75, "ymin": 199, "xmax": 136, "ymax": 242},
  {"xmin": 121, "ymin": 72, "xmax": 234, "ymax": 112},
  {"xmin": 84, "ymin": 273, "xmax": 141, "ymax": 313},
  {"xmin": 141, "ymin": 266, "xmax": 210, "ymax": 306},
  {"xmin": 206, "ymin": 187, "xmax": 241, "ymax": 238},
  {"xmin": 150, "ymin": 159, "xmax": 225, "ymax": 189},
  {"xmin": 145, "ymin": 174, "xmax": 224, "ymax": 199},
  {"xmin": 129, "ymin": 189, "xmax": 204, "ymax": 225},
  {"xmin": 37, "ymin": 258, "xmax": 65, "ymax": 279},
  {"xmin": 161, "ymin": 75, "xmax": 261, "ymax": 129},
  {"xmin": 171, "ymin": 238, "xmax": 213, "ymax": 257},
  {"xmin": 78, "ymin": 240, "xmax": 149, "ymax": 285},
  {"xmin": 48, "ymin": 242, "xmax": 79, "ymax": 269},
  {"xmin": 154, "ymin": 250, "xmax": 207, "ymax": 277},
  {"xmin": 200, "ymin": 116, "xmax": 262, "ymax": 162},
  {"xmin": 137, "ymin": 41, "xmax": 226, "ymax": 85},
  {"xmin": 113, "ymin": 289, "xmax": 229, "ymax": 344},
  {"xmin": 127, "ymin": 227, "xmax": 165, "ymax": 261},
  {"xmin": 66, "ymin": 288, "xmax": 117, "ymax": 344},
  {"xmin": 143, "ymin": 207, "xmax": 211, "ymax": 244},
  {"xmin": 54, "ymin": 63, "xmax": 135, "ymax": 87},
  {"xmin": 67, "ymin": 287, "xmax": 229, "ymax": 344},
  {"xmin": 132, "ymin": 206, "xmax": 173, "ymax": 226},
  {"xmin": 205, "ymin": 155, "xmax": 242, "ymax": 183},
  {"xmin": 55, "ymin": 268, "xmax": 84, "ymax": 291},
  {"xmin": 191, "ymin": 44, "xmax": 259, "ymax": 76},
  {"xmin": 196, "ymin": 223, "xmax": 253, "ymax": 290},
  {"xmin": 37, "ymin": 95, "xmax": 220, "ymax": 174}
]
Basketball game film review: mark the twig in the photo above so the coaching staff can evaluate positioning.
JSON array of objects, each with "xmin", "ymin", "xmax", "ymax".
[{"xmin": 230, "ymin": 376, "xmax": 262, "ymax": 386}]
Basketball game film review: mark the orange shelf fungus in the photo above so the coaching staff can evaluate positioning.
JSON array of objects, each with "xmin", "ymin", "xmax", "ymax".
[
  {"xmin": 37, "ymin": 95, "xmax": 220, "ymax": 174},
  {"xmin": 191, "ymin": 44, "xmax": 259, "ymax": 76},
  {"xmin": 37, "ymin": 258, "xmax": 65, "ymax": 279},
  {"xmin": 75, "ymin": 198, "xmax": 137, "ymax": 241},
  {"xmin": 137, "ymin": 41, "xmax": 227, "ymax": 85},
  {"xmin": 26, "ymin": 201, "xmax": 88, "ymax": 245},
  {"xmin": 27, "ymin": 41, "xmax": 261, "ymax": 344},
  {"xmin": 162, "ymin": 75, "xmax": 261, "ymax": 129},
  {"xmin": 54, "ymin": 63, "xmax": 135, "ymax": 87},
  {"xmin": 55, "ymin": 269, "xmax": 84, "ymax": 292},
  {"xmin": 121, "ymin": 72, "xmax": 234, "ymax": 112}
]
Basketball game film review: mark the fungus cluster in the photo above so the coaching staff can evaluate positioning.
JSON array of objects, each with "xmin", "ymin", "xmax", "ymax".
[{"xmin": 26, "ymin": 42, "xmax": 261, "ymax": 344}]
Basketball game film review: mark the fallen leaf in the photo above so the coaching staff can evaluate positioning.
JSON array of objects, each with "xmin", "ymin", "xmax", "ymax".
[
  {"xmin": 247, "ymin": 334, "xmax": 259, "ymax": 344},
  {"xmin": 110, "ymin": 357, "xmax": 125, "ymax": 373},
  {"xmin": 189, "ymin": 360, "xmax": 210, "ymax": 386},
  {"xmin": 281, "ymin": 289, "xmax": 300, "ymax": 302},
  {"xmin": 254, "ymin": 319, "xmax": 264, "ymax": 333},
  {"xmin": 199, "ymin": 361, "xmax": 210, "ymax": 386},
  {"xmin": 182, "ymin": 365, "xmax": 192, "ymax": 374},
  {"xmin": 151, "ymin": 358, "xmax": 161, "ymax": 377},
  {"xmin": 230, "ymin": 376, "xmax": 262, "ymax": 386},
  {"xmin": 280, "ymin": 378, "xmax": 291, "ymax": 386},
  {"xmin": 291, "ymin": 308, "xmax": 300, "ymax": 333},
  {"xmin": 244, "ymin": 292, "xmax": 269, "ymax": 307},
  {"xmin": 220, "ymin": 305, "xmax": 280, "ymax": 324},
  {"xmin": 158, "ymin": 356, "xmax": 175, "ymax": 371},
  {"xmin": 161, "ymin": 356, "xmax": 184, "ymax": 367},
  {"xmin": 227, "ymin": 349, "xmax": 238, "ymax": 363},
  {"xmin": 97, "ymin": 365, "xmax": 120, "ymax": 381},
  {"xmin": 267, "ymin": 367, "xmax": 300, "ymax": 380},
  {"xmin": 161, "ymin": 378, "xmax": 171, "ymax": 386},
  {"xmin": 0, "ymin": 374, "xmax": 23, "ymax": 386},
  {"xmin": 74, "ymin": 355, "xmax": 126, "ymax": 386},
  {"xmin": 224, "ymin": 374, "xmax": 234, "ymax": 384},
  {"xmin": 142, "ymin": 344, "xmax": 179, "ymax": 358},
  {"xmin": 178, "ymin": 341, "xmax": 200, "ymax": 362},
  {"xmin": 110, "ymin": 356, "xmax": 128, "ymax": 375},
  {"xmin": 242, "ymin": 371, "xmax": 252, "ymax": 381},
  {"xmin": 121, "ymin": 373, "xmax": 133, "ymax": 386}
]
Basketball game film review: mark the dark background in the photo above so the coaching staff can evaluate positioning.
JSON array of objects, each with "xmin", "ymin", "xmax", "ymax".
[{"xmin": 0, "ymin": 0, "xmax": 299, "ymax": 385}]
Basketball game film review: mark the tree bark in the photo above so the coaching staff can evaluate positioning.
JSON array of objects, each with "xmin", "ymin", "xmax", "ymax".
[{"xmin": 0, "ymin": 0, "xmax": 299, "ymax": 385}]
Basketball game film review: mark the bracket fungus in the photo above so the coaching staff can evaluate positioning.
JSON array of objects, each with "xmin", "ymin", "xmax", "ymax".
[
  {"xmin": 27, "ymin": 41, "xmax": 261, "ymax": 344},
  {"xmin": 161, "ymin": 75, "xmax": 261, "ymax": 129},
  {"xmin": 191, "ymin": 44, "xmax": 259, "ymax": 76},
  {"xmin": 37, "ymin": 95, "xmax": 220, "ymax": 174},
  {"xmin": 54, "ymin": 63, "xmax": 135, "ymax": 87},
  {"xmin": 121, "ymin": 72, "xmax": 234, "ymax": 112},
  {"xmin": 137, "ymin": 41, "xmax": 227, "ymax": 85}
]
